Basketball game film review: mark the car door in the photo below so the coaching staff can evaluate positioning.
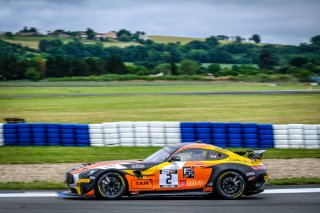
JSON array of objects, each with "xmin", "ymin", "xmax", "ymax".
[
  {"xmin": 155, "ymin": 148, "xmax": 212, "ymax": 191},
  {"xmin": 174, "ymin": 148, "xmax": 212, "ymax": 190}
]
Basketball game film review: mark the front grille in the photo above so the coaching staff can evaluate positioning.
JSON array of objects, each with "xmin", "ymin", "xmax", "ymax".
[{"xmin": 65, "ymin": 173, "xmax": 74, "ymax": 184}]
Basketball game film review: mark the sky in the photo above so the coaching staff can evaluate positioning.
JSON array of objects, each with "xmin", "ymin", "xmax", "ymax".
[{"xmin": 0, "ymin": 0, "xmax": 319, "ymax": 45}]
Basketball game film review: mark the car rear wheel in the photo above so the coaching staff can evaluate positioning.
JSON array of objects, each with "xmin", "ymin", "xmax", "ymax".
[
  {"xmin": 215, "ymin": 171, "xmax": 245, "ymax": 199},
  {"xmin": 95, "ymin": 172, "xmax": 127, "ymax": 200}
]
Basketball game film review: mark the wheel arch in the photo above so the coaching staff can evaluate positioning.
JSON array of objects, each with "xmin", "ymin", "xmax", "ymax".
[
  {"xmin": 94, "ymin": 169, "xmax": 129, "ymax": 197},
  {"xmin": 208, "ymin": 163, "xmax": 250, "ymax": 188}
]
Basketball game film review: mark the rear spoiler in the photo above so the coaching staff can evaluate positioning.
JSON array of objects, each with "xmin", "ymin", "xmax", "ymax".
[{"xmin": 234, "ymin": 150, "xmax": 267, "ymax": 160}]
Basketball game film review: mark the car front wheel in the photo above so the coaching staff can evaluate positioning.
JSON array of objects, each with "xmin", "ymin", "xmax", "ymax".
[
  {"xmin": 215, "ymin": 171, "xmax": 245, "ymax": 199},
  {"xmin": 95, "ymin": 172, "xmax": 127, "ymax": 200}
]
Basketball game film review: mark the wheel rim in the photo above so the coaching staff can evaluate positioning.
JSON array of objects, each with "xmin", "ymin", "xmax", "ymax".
[
  {"xmin": 220, "ymin": 173, "xmax": 243, "ymax": 195},
  {"xmin": 99, "ymin": 173, "xmax": 122, "ymax": 197}
]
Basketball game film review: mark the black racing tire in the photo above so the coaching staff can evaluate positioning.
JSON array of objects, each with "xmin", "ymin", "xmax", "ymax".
[
  {"xmin": 215, "ymin": 171, "xmax": 245, "ymax": 199},
  {"xmin": 95, "ymin": 171, "xmax": 127, "ymax": 200}
]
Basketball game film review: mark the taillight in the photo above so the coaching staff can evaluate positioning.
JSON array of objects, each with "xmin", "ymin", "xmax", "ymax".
[{"xmin": 251, "ymin": 165, "xmax": 266, "ymax": 170}]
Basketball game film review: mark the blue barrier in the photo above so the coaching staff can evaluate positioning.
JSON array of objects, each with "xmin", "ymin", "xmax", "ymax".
[{"xmin": 1, "ymin": 122, "xmax": 279, "ymax": 148}]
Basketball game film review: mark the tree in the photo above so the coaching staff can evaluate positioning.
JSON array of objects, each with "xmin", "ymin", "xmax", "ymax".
[
  {"xmin": 235, "ymin": 36, "xmax": 242, "ymax": 43},
  {"xmin": 250, "ymin": 34, "xmax": 261, "ymax": 43},
  {"xmin": 186, "ymin": 49, "xmax": 208, "ymax": 62},
  {"xmin": 22, "ymin": 26, "xmax": 28, "ymax": 32},
  {"xmin": 104, "ymin": 55, "xmax": 127, "ymax": 74},
  {"xmin": 86, "ymin": 28, "xmax": 95, "ymax": 40},
  {"xmin": 84, "ymin": 57, "xmax": 104, "ymax": 75},
  {"xmin": 311, "ymin": 35, "xmax": 320, "ymax": 46},
  {"xmin": 153, "ymin": 63, "xmax": 171, "ymax": 75},
  {"xmin": 29, "ymin": 27, "xmax": 38, "ymax": 33},
  {"xmin": 186, "ymin": 40, "xmax": 208, "ymax": 50},
  {"xmin": 179, "ymin": 59, "xmax": 200, "ymax": 75},
  {"xmin": 33, "ymin": 56, "xmax": 46, "ymax": 78},
  {"xmin": 24, "ymin": 67, "xmax": 40, "ymax": 81},
  {"xmin": 258, "ymin": 50, "xmax": 278, "ymax": 69},
  {"xmin": 170, "ymin": 59, "xmax": 178, "ymax": 75},
  {"xmin": 4, "ymin": 32, "xmax": 14, "ymax": 38},
  {"xmin": 117, "ymin": 29, "xmax": 131, "ymax": 38},
  {"xmin": 207, "ymin": 64, "xmax": 221, "ymax": 75},
  {"xmin": 289, "ymin": 56, "xmax": 309, "ymax": 67},
  {"xmin": 119, "ymin": 35, "xmax": 131, "ymax": 42},
  {"xmin": 205, "ymin": 36, "xmax": 218, "ymax": 47}
]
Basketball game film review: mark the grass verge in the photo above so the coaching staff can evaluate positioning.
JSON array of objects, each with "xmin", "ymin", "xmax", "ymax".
[
  {"xmin": 267, "ymin": 178, "xmax": 320, "ymax": 185},
  {"xmin": 1, "ymin": 178, "xmax": 320, "ymax": 190},
  {"xmin": 0, "ymin": 147, "xmax": 319, "ymax": 164},
  {"xmin": 1, "ymin": 94, "xmax": 319, "ymax": 124},
  {"xmin": 0, "ymin": 181, "xmax": 67, "ymax": 190}
]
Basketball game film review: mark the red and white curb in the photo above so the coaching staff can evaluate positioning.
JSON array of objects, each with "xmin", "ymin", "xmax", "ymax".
[{"xmin": 0, "ymin": 188, "xmax": 320, "ymax": 198}]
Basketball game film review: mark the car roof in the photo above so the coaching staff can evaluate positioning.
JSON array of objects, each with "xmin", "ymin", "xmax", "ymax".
[{"xmin": 167, "ymin": 142, "xmax": 216, "ymax": 150}]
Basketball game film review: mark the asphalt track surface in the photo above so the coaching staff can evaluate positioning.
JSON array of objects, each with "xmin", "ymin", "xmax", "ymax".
[
  {"xmin": 1, "ymin": 185, "xmax": 320, "ymax": 213},
  {"xmin": 1, "ymin": 90, "xmax": 320, "ymax": 98}
]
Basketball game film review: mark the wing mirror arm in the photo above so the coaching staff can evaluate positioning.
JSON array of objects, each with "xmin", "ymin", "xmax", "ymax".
[{"xmin": 169, "ymin": 155, "xmax": 181, "ymax": 162}]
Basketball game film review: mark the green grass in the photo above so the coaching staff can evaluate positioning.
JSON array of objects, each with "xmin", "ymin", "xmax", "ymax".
[
  {"xmin": 0, "ymin": 147, "xmax": 160, "ymax": 164},
  {"xmin": 0, "ymin": 93, "xmax": 319, "ymax": 124},
  {"xmin": 0, "ymin": 82, "xmax": 318, "ymax": 96},
  {"xmin": 267, "ymin": 178, "xmax": 320, "ymax": 185},
  {"xmin": 0, "ymin": 178, "xmax": 319, "ymax": 190},
  {"xmin": 0, "ymin": 181, "xmax": 67, "ymax": 190},
  {"xmin": 149, "ymin": 35, "xmax": 205, "ymax": 44},
  {"xmin": 0, "ymin": 147, "xmax": 319, "ymax": 164}
]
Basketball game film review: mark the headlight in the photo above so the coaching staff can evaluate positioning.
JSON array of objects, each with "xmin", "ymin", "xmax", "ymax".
[{"xmin": 79, "ymin": 169, "xmax": 98, "ymax": 179}]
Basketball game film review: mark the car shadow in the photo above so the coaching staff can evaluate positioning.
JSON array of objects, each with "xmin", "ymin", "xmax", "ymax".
[{"xmin": 60, "ymin": 194, "xmax": 263, "ymax": 201}]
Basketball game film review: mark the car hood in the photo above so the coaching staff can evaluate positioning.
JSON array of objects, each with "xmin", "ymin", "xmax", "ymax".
[{"xmin": 69, "ymin": 160, "xmax": 142, "ymax": 174}]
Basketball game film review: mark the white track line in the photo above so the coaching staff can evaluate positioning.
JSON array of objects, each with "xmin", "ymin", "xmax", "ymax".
[
  {"xmin": 0, "ymin": 188, "xmax": 320, "ymax": 198},
  {"xmin": 262, "ymin": 188, "xmax": 320, "ymax": 194},
  {"xmin": 0, "ymin": 192, "xmax": 59, "ymax": 198}
]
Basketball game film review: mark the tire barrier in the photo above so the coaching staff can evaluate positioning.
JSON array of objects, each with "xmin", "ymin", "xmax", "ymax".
[
  {"xmin": 0, "ymin": 122, "xmax": 319, "ymax": 148},
  {"xmin": 1, "ymin": 123, "xmax": 90, "ymax": 146}
]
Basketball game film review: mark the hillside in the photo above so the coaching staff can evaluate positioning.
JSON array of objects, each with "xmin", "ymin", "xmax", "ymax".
[
  {"xmin": 1, "ymin": 35, "xmax": 267, "ymax": 50},
  {"xmin": 0, "ymin": 36, "xmax": 140, "ymax": 50},
  {"xmin": 0, "ymin": 33, "xmax": 319, "ymax": 82},
  {"xmin": 149, "ymin": 35, "xmax": 205, "ymax": 45}
]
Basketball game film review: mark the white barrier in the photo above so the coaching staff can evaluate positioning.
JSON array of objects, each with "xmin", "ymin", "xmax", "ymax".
[
  {"xmin": 0, "ymin": 123, "xmax": 3, "ymax": 146},
  {"xmin": 273, "ymin": 124, "xmax": 320, "ymax": 149}
]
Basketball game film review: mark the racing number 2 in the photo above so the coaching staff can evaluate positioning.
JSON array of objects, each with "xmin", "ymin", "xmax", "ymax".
[
  {"xmin": 159, "ymin": 170, "xmax": 178, "ymax": 188},
  {"xmin": 166, "ymin": 174, "xmax": 172, "ymax": 184}
]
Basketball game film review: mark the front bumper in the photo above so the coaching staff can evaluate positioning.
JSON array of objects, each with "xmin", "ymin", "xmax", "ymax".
[{"xmin": 65, "ymin": 172, "xmax": 96, "ymax": 195}]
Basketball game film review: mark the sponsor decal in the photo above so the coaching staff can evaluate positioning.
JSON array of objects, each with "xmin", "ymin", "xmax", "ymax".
[
  {"xmin": 183, "ymin": 167, "xmax": 194, "ymax": 178},
  {"xmin": 187, "ymin": 180, "xmax": 205, "ymax": 187},
  {"xmin": 248, "ymin": 176, "xmax": 256, "ymax": 181},
  {"xmin": 96, "ymin": 164, "xmax": 126, "ymax": 170},
  {"xmin": 131, "ymin": 164, "xmax": 145, "ymax": 169},
  {"xmin": 203, "ymin": 187, "xmax": 213, "ymax": 192},
  {"xmin": 246, "ymin": 171, "xmax": 255, "ymax": 176},
  {"xmin": 180, "ymin": 180, "xmax": 187, "ymax": 187},
  {"xmin": 159, "ymin": 170, "xmax": 178, "ymax": 188},
  {"xmin": 131, "ymin": 179, "xmax": 153, "ymax": 189}
]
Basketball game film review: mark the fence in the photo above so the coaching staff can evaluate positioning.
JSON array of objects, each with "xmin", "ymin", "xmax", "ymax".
[{"xmin": 0, "ymin": 122, "xmax": 319, "ymax": 148}]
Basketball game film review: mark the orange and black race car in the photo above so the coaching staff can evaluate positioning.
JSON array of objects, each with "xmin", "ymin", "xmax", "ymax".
[{"xmin": 64, "ymin": 142, "xmax": 268, "ymax": 200}]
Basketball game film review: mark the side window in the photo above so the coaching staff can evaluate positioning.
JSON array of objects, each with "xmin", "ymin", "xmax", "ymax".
[
  {"xmin": 175, "ymin": 149, "xmax": 208, "ymax": 161},
  {"xmin": 207, "ymin": 150, "xmax": 228, "ymax": 160}
]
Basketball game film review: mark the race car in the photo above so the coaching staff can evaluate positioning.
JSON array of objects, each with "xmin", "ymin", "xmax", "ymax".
[{"xmin": 64, "ymin": 142, "xmax": 268, "ymax": 200}]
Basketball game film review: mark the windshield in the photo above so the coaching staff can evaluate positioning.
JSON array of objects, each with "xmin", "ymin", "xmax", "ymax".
[{"xmin": 144, "ymin": 147, "xmax": 177, "ymax": 163}]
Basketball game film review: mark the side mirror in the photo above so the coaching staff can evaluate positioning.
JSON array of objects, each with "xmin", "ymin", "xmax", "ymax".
[{"xmin": 170, "ymin": 155, "xmax": 181, "ymax": 162}]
